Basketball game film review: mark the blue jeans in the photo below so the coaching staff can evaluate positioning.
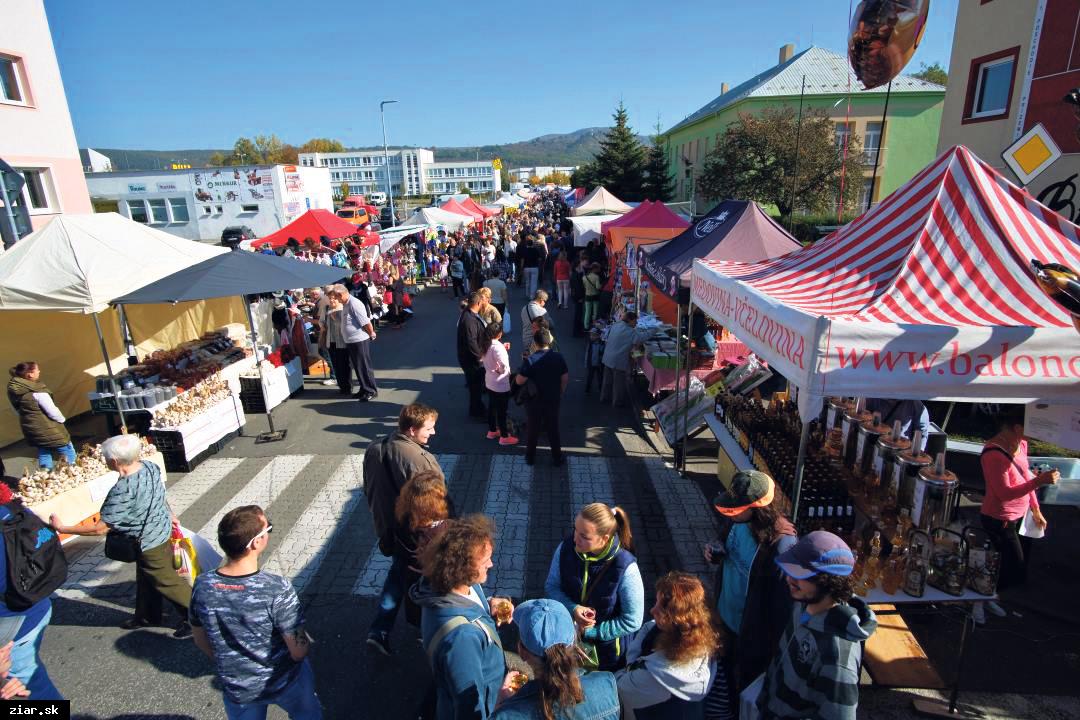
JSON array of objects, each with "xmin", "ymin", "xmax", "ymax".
[
  {"xmin": 223, "ymin": 659, "xmax": 322, "ymax": 720},
  {"xmin": 10, "ymin": 606, "xmax": 62, "ymax": 700},
  {"xmin": 36, "ymin": 443, "xmax": 75, "ymax": 470},
  {"xmin": 368, "ymin": 550, "xmax": 410, "ymax": 637}
]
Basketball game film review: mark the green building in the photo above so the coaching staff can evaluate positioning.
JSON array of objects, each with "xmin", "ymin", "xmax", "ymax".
[{"xmin": 664, "ymin": 45, "xmax": 945, "ymax": 212}]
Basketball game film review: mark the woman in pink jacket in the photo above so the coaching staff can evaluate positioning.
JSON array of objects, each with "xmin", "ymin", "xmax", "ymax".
[{"xmin": 481, "ymin": 322, "xmax": 517, "ymax": 446}]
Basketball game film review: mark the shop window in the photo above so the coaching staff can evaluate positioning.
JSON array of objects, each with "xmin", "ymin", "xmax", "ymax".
[
  {"xmin": 148, "ymin": 198, "xmax": 168, "ymax": 223},
  {"xmin": 128, "ymin": 200, "xmax": 148, "ymax": 223},
  {"xmin": 241, "ymin": 204, "xmax": 259, "ymax": 213},
  {"xmin": 15, "ymin": 168, "xmax": 54, "ymax": 212},
  {"xmin": 963, "ymin": 47, "xmax": 1020, "ymax": 123},
  {"xmin": 169, "ymin": 198, "xmax": 190, "ymax": 222},
  {"xmin": 0, "ymin": 55, "xmax": 26, "ymax": 104}
]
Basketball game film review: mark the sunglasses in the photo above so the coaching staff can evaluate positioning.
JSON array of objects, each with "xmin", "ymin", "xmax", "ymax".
[{"xmin": 246, "ymin": 522, "xmax": 273, "ymax": 549}]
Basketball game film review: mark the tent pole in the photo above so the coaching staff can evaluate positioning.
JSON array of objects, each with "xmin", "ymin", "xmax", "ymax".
[
  {"xmin": 673, "ymin": 302, "xmax": 683, "ymax": 469},
  {"xmin": 790, "ymin": 418, "xmax": 811, "ymax": 520},
  {"xmin": 244, "ymin": 297, "xmax": 286, "ymax": 443},
  {"xmin": 93, "ymin": 312, "xmax": 127, "ymax": 434},
  {"xmin": 681, "ymin": 303, "xmax": 696, "ymax": 476}
]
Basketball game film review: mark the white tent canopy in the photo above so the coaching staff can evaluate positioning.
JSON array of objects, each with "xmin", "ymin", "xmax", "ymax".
[
  {"xmin": 0, "ymin": 213, "xmax": 226, "ymax": 314},
  {"xmin": 690, "ymin": 146, "xmax": 1080, "ymax": 420},
  {"xmin": 570, "ymin": 215, "xmax": 623, "ymax": 247},
  {"xmin": 403, "ymin": 207, "xmax": 474, "ymax": 232},
  {"xmin": 571, "ymin": 186, "xmax": 633, "ymax": 216},
  {"xmin": 377, "ymin": 224, "xmax": 428, "ymax": 254},
  {"xmin": 492, "ymin": 194, "xmax": 524, "ymax": 209}
]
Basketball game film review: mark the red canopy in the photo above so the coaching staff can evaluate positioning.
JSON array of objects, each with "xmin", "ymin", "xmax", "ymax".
[
  {"xmin": 256, "ymin": 209, "xmax": 359, "ymax": 249},
  {"xmin": 441, "ymin": 198, "xmax": 483, "ymax": 222},
  {"xmin": 460, "ymin": 197, "xmax": 496, "ymax": 218}
]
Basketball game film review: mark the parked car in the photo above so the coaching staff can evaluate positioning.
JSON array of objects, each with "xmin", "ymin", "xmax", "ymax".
[
  {"xmin": 220, "ymin": 225, "xmax": 256, "ymax": 249},
  {"xmin": 379, "ymin": 206, "xmax": 399, "ymax": 227},
  {"xmin": 368, "ymin": 191, "xmax": 387, "ymax": 205},
  {"xmin": 336, "ymin": 207, "xmax": 372, "ymax": 226}
]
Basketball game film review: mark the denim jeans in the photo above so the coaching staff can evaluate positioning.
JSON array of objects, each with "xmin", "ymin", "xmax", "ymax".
[
  {"xmin": 10, "ymin": 606, "xmax": 62, "ymax": 700},
  {"xmin": 368, "ymin": 550, "xmax": 410, "ymax": 637},
  {"xmin": 36, "ymin": 443, "xmax": 75, "ymax": 470},
  {"xmin": 223, "ymin": 659, "xmax": 322, "ymax": 720}
]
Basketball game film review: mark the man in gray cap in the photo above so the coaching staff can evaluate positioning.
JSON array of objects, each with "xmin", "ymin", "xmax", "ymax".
[{"xmin": 756, "ymin": 531, "xmax": 877, "ymax": 720}]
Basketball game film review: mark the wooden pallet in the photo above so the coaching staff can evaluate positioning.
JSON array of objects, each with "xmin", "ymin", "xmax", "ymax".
[{"xmin": 864, "ymin": 604, "xmax": 945, "ymax": 689}]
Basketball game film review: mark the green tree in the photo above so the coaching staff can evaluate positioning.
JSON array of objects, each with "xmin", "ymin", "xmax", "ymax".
[
  {"xmin": 499, "ymin": 167, "xmax": 511, "ymax": 190},
  {"xmin": 208, "ymin": 151, "xmax": 227, "ymax": 167},
  {"xmin": 340, "ymin": 182, "xmax": 351, "ymax": 199},
  {"xmin": 458, "ymin": 183, "xmax": 472, "ymax": 195},
  {"xmin": 570, "ymin": 161, "xmax": 599, "ymax": 190},
  {"xmin": 698, "ymin": 105, "xmax": 866, "ymax": 218},
  {"xmin": 541, "ymin": 170, "xmax": 571, "ymax": 185},
  {"xmin": 642, "ymin": 121, "xmax": 676, "ymax": 202},
  {"xmin": 912, "ymin": 62, "xmax": 948, "ymax": 86},
  {"xmin": 279, "ymin": 144, "xmax": 299, "ymax": 165},
  {"xmin": 254, "ymin": 134, "xmax": 288, "ymax": 164},
  {"xmin": 229, "ymin": 137, "xmax": 261, "ymax": 165},
  {"xmin": 300, "ymin": 138, "xmax": 346, "ymax": 154},
  {"xmin": 591, "ymin": 102, "xmax": 648, "ymax": 201}
]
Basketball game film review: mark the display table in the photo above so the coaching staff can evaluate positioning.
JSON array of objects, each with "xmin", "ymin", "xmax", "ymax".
[
  {"xmin": 240, "ymin": 357, "xmax": 304, "ymax": 413},
  {"xmin": 639, "ymin": 355, "xmax": 718, "ymax": 395},
  {"xmin": 704, "ymin": 413, "xmax": 749, "ymax": 487},
  {"xmin": 26, "ymin": 451, "xmax": 167, "ymax": 543},
  {"xmin": 149, "ymin": 394, "xmax": 245, "ymax": 472}
]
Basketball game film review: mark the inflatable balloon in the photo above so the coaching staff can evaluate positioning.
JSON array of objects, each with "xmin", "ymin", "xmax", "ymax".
[
  {"xmin": 848, "ymin": 0, "xmax": 931, "ymax": 90},
  {"xmin": 1031, "ymin": 259, "xmax": 1080, "ymax": 334}
]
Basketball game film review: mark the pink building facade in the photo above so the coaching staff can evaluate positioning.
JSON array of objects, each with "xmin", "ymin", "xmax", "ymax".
[{"xmin": 0, "ymin": 0, "xmax": 91, "ymax": 234}]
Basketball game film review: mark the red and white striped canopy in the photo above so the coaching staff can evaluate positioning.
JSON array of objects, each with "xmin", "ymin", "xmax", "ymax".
[
  {"xmin": 701, "ymin": 145, "xmax": 1079, "ymax": 327},
  {"xmin": 692, "ymin": 145, "xmax": 1080, "ymax": 413}
]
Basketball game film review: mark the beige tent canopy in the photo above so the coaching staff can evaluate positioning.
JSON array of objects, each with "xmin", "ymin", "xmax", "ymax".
[
  {"xmin": 0, "ymin": 214, "xmax": 245, "ymax": 446},
  {"xmin": 570, "ymin": 186, "xmax": 633, "ymax": 216}
]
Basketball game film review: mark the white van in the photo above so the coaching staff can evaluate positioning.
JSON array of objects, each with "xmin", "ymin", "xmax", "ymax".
[{"xmin": 368, "ymin": 191, "xmax": 387, "ymax": 205}]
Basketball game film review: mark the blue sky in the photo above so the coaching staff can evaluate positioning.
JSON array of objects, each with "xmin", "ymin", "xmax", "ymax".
[{"xmin": 46, "ymin": 0, "xmax": 959, "ymax": 150}]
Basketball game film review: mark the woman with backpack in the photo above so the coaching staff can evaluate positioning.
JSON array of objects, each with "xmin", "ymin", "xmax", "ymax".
[
  {"xmin": 615, "ymin": 572, "xmax": 722, "ymax": 719},
  {"xmin": 6, "ymin": 363, "xmax": 75, "ymax": 470},
  {"xmin": 544, "ymin": 502, "xmax": 644, "ymax": 671},
  {"xmin": 50, "ymin": 434, "xmax": 192, "ymax": 639}
]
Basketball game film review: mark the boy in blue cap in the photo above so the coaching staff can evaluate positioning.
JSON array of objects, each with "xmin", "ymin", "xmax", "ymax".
[{"xmin": 756, "ymin": 531, "xmax": 876, "ymax": 720}]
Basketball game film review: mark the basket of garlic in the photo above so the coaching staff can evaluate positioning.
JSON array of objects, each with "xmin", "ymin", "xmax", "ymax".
[
  {"xmin": 19, "ymin": 438, "xmax": 166, "ymax": 534},
  {"xmin": 148, "ymin": 374, "xmax": 245, "ymax": 472}
]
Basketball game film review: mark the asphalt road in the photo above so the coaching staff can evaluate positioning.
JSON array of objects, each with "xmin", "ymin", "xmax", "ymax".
[{"xmin": 26, "ymin": 282, "xmax": 1080, "ymax": 719}]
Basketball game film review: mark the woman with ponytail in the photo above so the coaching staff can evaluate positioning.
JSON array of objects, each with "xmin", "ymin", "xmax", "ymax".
[
  {"xmin": 494, "ymin": 599, "xmax": 619, "ymax": 719},
  {"xmin": 615, "ymin": 572, "xmax": 722, "ymax": 719},
  {"xmin": 544, "ymin": 503, "xmax": 644, "ymax": 671},
  {"xmin": 7, "ymin": 362, "xmax": 75, "ymax": 469}
]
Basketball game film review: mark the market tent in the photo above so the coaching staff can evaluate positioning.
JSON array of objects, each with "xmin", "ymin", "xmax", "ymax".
[
  {"xmin": 602, "ymin": 200, "xmax": 689, "ymax": 255},
  {"xmin": 251, "ymin": 209, "xmax": 358, "ymax": 250},
  {"xmin": 440, "ymin": 198, "xmax": 483, "ymax": 222},
  {"xmin": 493, "ymin": 194, "xmax": 523, "ymax": 209},
  {"xmin": 460, "ymin": 196, "xmax": 497, "ymax": 218},
  {"xmin": 570, "ymin": 214, "xmax": 623, "ymax": 247},
  {"xmin": 404, "ymin": 206, "xmax": 474, "ymax": 231},
  {"xmin": 571, "ymin": 186, "xmax": 632, "ymax": 216},
  {"xmin": 0, "ymin": 213, "xmax": 236, "ymax": 444},
  {"xmin": 0, "ymin": 213, "xmax": 226, "ymax": 313},
  {"xmin": 377, "ymin": 224, "xmax": 428, "ymax": 254},
  {"xmin": 643, "ymin": 200, "xmax": 800, "ymax": 299},
  {"xmin": 481, "ymin": 204, "xmax": 504, "ymax": 216},
  {"xmin": 114, "ymin": 250, "xmax": 348, "ymax": 305},
  {"xmin": 691, "ymin": 145, "xmax": 1080, "ymax": 417}
]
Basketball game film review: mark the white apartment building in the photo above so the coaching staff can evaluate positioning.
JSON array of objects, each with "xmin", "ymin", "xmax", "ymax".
[
  {"xmin": 85, "ymin": 164, "xmax": 332, "ymax": 242},
  {"xmin": 508, "ymin": 166, "xmax": 577, "ymax": 183},
  {"xmin": 300, "ymin": 148, "xmax": 500, "ymax": 197}
]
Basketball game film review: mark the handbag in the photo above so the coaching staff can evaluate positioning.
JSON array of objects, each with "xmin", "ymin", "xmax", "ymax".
[{"xmin": 103, "ymin": 478, "xmax": 157, "ymax": 563}]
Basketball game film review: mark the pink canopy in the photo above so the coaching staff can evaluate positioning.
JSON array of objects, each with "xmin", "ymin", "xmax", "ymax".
[
  {"xmin": 460, "ymin": 196, "xmax": 497, "ymax": 218},
  {"xmin": 441, "ymin": 198, "xmax": 483, "ymax": 222}
]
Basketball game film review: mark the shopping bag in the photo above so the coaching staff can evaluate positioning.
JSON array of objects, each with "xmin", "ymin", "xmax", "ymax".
[
  {"xmin": 739, "ymin": 673, "xmax": 765, "ymax": 720},
  {"xmin": 172, "ymin": 536, "xmax": 198, "ymax": 585},
  {"xmin": 179, "ymin": 524, "xmax": 222, "ymax": 574},
  {"xmin": 503, "ymin": 303, "xmax": 512, "ymax": 335}
]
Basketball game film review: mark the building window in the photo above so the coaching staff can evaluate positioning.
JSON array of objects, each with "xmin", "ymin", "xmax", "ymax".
[
  {"xmin": 14, "ymin": 169, "xmax": 55, "ymax": 212},
  {"xmin": 215, "ymin": 205, "xmax": 223, "ymax": 214},
  {"xmin": 863, "ymin": 122, "xmax": 882, "ymax": 164},
  {"xmin": 241, "ymin": 204, "xmax": 259, "ymax": 213},
  {"xmin": 0, "ymin": 55, "xmax": 25, "ymax": 104},
  {"xmin": 169, "ymin": 198, "xmax": 189, "ymax": 222},
  {"xmin": 834, "ymin": 122, "xmax": 852, "ymax": 154},
  {"xmin": 860, "ymin": 178, "xmax": 875, "ymax": 210},
  {"xmin": 148, "ymin": 198, "xmax": 168, "ymax": 223},
  {"xmin": 963, "ymin": 47, "xmax": 1020, "ymax": 123},
  {"xmin": 127, "ymin": 200, "xmax": 148, "ymax": 223}
]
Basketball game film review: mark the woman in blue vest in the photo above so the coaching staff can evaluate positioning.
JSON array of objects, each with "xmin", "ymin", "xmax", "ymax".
[{"xmin": 544, "ymin": 503, "xmax": 644, "ymax": 671}]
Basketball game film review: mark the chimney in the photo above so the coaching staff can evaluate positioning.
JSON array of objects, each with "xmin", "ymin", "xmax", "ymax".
[
  {"xmin": 720, "ymin": 82, "xmax": 730, "ymax": 95},
  {"xmin": 779, "ymin": 44, "xmax": 795, "ymax": 65}
]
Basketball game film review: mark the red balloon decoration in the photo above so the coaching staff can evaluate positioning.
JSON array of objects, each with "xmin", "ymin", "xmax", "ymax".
[{"xmin": 848, "ymin": 0, "xmax": 931, "ymax": 90}]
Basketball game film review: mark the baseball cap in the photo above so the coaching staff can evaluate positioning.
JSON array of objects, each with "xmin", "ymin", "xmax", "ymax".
[
  {"xmin": 775, "ymin": 530, "xmax": 855, "ymax": 579},
  {"xmin": 514, "ymin": 599, "xmax": 576, "ymax": 657},
  {"xmin": 712, "ymin": 470, "xmax": 775, "ymax": 517}
]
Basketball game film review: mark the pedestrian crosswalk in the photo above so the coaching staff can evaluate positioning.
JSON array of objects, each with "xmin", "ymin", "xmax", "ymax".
[{"xmin": 60, "ymin": 450, "xmax": 718, "ymax": 604}]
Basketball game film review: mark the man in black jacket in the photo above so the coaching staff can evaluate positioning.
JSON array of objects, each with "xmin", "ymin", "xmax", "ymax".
[
  {"xmin": 456, "ymin": 291, "xmax": 488, "ymax": 418},
  {"xmin": 569, "ymin": 256, "xmax": 587, "ymax": 338}
]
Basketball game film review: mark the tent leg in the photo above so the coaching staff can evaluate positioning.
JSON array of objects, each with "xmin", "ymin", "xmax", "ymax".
[
  {"xmin": 244, "ymin": 298, "xmax": 287, "ymax": 444},
  {"xmin": 790, "ymin": 419, "xmax": 811, "ymax": 519},
  {"xmin": 673, "ymin": 303, "xmax": 683, "ymax": 469},
  {"xmin": 681, "ymin": 303, "xmax": 695, "ymax": 476},
  {"xmin": 93, "ymin": 312, "xmax": 127, "ymax": 434}
]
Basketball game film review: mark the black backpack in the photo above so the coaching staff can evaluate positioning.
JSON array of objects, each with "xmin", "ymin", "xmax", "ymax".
[{"xmin": 1, "ymin": 502, "xmax": 68, "ymax": 610}]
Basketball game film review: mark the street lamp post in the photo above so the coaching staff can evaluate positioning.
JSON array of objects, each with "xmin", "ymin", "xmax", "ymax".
[{"xmin": 380, "ymin": 100, "xmax": 398, "ymax": 225}]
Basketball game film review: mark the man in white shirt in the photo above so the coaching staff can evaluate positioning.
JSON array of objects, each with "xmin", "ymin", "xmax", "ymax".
[
  {"xmin": 329, "ymin": 284, "xmax": 378, "ymax": 401},
  {"xmin": 483, "ymin": 271, "xmax": 508, "ymax": 318}
]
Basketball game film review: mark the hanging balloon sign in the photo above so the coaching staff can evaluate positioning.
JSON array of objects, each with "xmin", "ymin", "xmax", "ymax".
[
  {"xmin": 848, "ymin": 0, "xmax": 931, "ymax": 90},
  {"xmin": 1031, "ymin": 259, "xmax": 1080, "ymax": 334}
]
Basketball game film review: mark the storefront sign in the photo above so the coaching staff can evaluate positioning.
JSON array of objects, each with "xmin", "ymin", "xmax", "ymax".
[
  {"xmin": 192, "ymin": 167, "xmax": 272, "ymax": 204},
  {"xmin": 156, "ymin": 182, "xmax": 178, "ymax": 192},
  {"xmin": 127, "ymin": 183, "xmax": 146, "ymax": 193}
]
